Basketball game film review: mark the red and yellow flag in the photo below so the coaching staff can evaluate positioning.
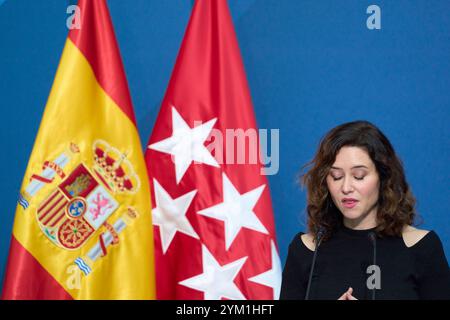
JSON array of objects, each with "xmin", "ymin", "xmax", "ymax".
[{"xmin": 2, "ymin": 0, "xmax": 155, "ymax": 299}]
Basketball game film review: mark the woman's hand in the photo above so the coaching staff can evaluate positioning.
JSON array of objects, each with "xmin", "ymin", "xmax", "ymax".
[{"xmin": 337, "ymin": 287, "xmax": 358, "ymax": 300}]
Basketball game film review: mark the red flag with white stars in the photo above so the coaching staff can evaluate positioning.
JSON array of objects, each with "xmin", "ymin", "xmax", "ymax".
[{"xmin": 145, "ymin": 0, "xmax": 280, "ymax": 300}]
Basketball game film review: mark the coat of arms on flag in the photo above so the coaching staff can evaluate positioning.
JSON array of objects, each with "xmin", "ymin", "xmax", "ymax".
[
  {"xmin": 20, "ymin": 139, "xmax": 144, "ymax": 277},
  {"xmin": 32, "ymin": 140, "xmax": 139, "ymax": 253}
]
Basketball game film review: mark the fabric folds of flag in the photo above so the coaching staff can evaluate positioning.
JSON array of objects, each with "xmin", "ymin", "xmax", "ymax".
[
  {"xmin": 2, "ymin": 0, "xmax": 155, "ymax": 299},
  {"xmin": 145, "ymin": 0, "xmax": 281, "ymax": 300}
]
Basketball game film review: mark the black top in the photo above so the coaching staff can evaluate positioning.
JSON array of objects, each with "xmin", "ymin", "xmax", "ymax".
[{"xmin": 280, "ymin": 225, "xmax": 450, "ymax": 300}]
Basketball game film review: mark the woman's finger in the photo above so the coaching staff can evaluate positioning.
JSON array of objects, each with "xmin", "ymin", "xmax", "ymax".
[{"xmin": 338, "ymin": 292, "xmax": 348, "ymax": 300}]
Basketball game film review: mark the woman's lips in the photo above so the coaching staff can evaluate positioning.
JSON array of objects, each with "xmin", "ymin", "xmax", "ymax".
[{"xmin": 342, "ymin": 199, "xmax": 358, "ymax": 209}]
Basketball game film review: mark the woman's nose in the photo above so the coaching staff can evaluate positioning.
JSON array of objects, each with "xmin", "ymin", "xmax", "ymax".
[{"xmin": 341, "ymin": 177, "xmax": 354, "ymax": 194}]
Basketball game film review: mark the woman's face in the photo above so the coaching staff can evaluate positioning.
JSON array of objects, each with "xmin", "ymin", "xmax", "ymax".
[{"xmin": 326, "ymin": 146, "xmax": 380, "ymax": 229}]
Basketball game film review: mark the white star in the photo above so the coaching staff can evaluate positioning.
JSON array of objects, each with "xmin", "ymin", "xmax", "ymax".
[
  {"xmin": 152, "ymin": 178, "xmax": 199, "ymax": 254},
  {"xmin": 248, "ymin": 240, "xmax": 282, "ymax": 299},
  {"xmin": 198, "ymin": 173, "xmax": 269, "ymax": 250},
  {"xmin": 148, "ymin": 106, "xmax": 219, "ymax": 184},
  {"xmin": 178, "ymin": 245, "xmax": 248, "ymax": 300}
]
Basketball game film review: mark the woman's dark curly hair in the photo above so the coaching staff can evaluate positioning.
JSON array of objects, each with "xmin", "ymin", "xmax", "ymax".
[{"xmin": 301, "ymin": 120, "xmax": 417, "ymax": 241}]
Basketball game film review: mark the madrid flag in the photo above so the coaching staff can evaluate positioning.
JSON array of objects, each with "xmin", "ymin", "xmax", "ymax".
[
  {"xmin": 2, "ymin": 0, "xmax": 155, "ymax": 299},
  {"xmin": 146, "ymin": 0, "xmax": 281, "ymax": 299}
]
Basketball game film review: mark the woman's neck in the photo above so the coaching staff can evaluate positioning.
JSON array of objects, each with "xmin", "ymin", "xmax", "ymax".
[{"xmin": 343, "ymin": 207, "xmax": 378, "ymax": 230}]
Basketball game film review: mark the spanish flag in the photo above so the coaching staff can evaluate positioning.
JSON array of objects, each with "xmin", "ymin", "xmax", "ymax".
[{"xmin": 1, "ymin": 0, "xmax": 155, "ymax": 299}]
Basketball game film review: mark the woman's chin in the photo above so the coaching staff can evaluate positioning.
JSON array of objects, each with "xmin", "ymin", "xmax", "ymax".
[{"xmin": 341, "ymin": 209, "xmax": 364, "ymax": 221}]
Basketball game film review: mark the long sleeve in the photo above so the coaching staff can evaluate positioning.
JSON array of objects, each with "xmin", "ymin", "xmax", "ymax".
[
  {"xmin": 414, "ymin": 231, "xmax": 450, "ymax": 300},
  {"xmin": 280, "ymin": 233, "xmax": 310, "ymax": 300}
]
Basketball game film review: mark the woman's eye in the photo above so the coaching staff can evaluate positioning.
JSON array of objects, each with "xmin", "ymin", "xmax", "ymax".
[
  {"xmin": 332, "ymin": 176, "xmax": 343, "ymax": 181},
  {"xmin": 354, "ymin": 176, "xmax": 365, "ymax": 180}
]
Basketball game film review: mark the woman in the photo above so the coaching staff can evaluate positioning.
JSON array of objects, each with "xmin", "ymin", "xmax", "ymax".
[{"xmin": 280, "ymin": 121, "xmax": 450, "ymax": 300}]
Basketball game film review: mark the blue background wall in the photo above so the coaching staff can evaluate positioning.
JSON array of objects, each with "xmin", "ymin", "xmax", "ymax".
[{"xmin": 1, "ymin": 0, "xmax": 449, "ymax": 293}]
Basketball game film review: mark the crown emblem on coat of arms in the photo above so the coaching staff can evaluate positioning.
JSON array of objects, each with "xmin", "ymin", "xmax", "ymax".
[{"xmin": 92, "ymin": 140, "xmax": 140, "ymax": 194}]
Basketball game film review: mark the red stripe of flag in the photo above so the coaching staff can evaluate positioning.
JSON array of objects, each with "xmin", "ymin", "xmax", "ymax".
[
  {"xmin": 68, "ymin": 0, "xmax": 136, "ymax": 125},
  {"xmin": 1, "ymin": 236, "xmax": 73, "ymax": 300}
]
